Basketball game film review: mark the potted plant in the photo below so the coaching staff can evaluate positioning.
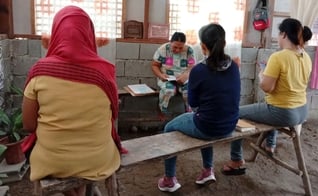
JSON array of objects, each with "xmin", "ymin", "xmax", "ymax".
[
  {"xmin": 0, "ymin": 144, "xmax": 7, "ymax": 163},
  {"xmin": 0, "ymin": 86, "xmax": 27, "ymax": 164},
  {"xmin": 0, "ymin": 108, "xmax": 26, "ymax": 139}
]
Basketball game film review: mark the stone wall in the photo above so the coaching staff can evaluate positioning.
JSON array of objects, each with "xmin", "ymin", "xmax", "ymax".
[
  {"xmin": 0, "ymin": 38, "xmax": 317, "ymax": 130},
  {"xmin": 0, "ymin": 39, "xmax": 40, "ymax": 110},
  {"xmin": 115, "ymin": 42, "xmax": 159, "ymax": 89}
]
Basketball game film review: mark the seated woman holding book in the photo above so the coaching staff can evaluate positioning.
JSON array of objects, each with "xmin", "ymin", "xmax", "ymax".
[{"xmin": 151, "ymin": 32, "xmax": 196, "ymax": 114}]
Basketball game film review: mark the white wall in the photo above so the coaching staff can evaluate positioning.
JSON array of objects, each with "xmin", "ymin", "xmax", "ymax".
[
  {"xmin": 149, "ymin": 0, "xmax": 167, "ymax": 24},
  {"xmin": 126, "ymin": 0, "xmax": 145, "ymax": 21},
  {"xmin": 125, "ymin": 0, "xmax": 167, "ymax": 24}
]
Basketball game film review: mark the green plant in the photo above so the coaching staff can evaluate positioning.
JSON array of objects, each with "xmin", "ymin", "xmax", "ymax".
[
  {"xmin": 0, "ymin": 144, "xmax": 7, "ymax": 156},
  {"xmin": 0, "ymin": 108, "xmax": 23, "ymax": 142},
  {"xmin": 0, "ymin": 86, "xmax": 26, "ymax": 142},
  {"xmin": 0, "ymin": 144, "xmax": 7, "ymax": 164}
]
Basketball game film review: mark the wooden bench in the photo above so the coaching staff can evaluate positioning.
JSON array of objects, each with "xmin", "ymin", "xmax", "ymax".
[
  {"xmin": 35, "ymin": 175, "xmax": 117, "ymax": 196},
  {"xmin": 35, "ymin": 121, "xmax": 313, "ymax": 196}
]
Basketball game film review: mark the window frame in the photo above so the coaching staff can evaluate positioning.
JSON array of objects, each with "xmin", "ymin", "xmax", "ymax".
[
  {"xmin": 3, "ymin": 0, "xmax": 255, "ymax": 46},
  {"xmin": 5, "ymin": 0, "xmax": 168, "ymax": 44},
  {"xmin": 0, "ymin": 0, "xmax": 14, "ymax": 38},
  {"xmin": 117, "ymin": 0, "xmax": 170, "ymax": 44}
]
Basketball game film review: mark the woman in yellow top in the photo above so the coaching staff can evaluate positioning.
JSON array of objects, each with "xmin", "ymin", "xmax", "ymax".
[
  {"xmin": 22, "ymin": 6, "xmax": 121, "ymax": 195},
  {"xmin": 223, "ymin": 18, "xmax": 313, "ymax": 175}
]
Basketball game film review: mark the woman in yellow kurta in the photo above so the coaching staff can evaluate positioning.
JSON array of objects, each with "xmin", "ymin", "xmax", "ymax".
[{"xmin": 22, "ymin": 6, "xmax": 121, "ymax": 196}]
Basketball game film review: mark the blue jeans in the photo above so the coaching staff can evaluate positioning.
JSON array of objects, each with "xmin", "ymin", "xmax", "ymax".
[
  {"xmin": 163, "ymin": 112, "xmax": 232, "ymax": 177},
  {"xmin": 230, "ymin": 103, "xmax": 308, "ymax": 161}
]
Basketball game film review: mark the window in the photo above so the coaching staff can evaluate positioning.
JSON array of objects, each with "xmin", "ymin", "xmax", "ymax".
[
  {"xmin": 33, "ymin": 0, "xmax": 122, "ymax": 38},
  {"xmin": 169, "ymin": 0, "xmax": 246, "ymax": 45},
  {"xmin": 32, "ymin": 0, "xmax": 246, "ymax": 47}
]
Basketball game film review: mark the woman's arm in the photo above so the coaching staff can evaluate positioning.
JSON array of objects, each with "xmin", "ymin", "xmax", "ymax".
[
  {"xmin": 188, "ymin": 69, "xmax": 200, "ymax": 108},
  {"xmin": 259, "ymin": 71, "xmax": 277, "ymax": 93},
  {"xmin": 151, "ymin": 61, "xmax": 167, "ymax": 81},
  {"xmin": 22, "ymin": 96, "xmax": 39, "ymax": 132}
]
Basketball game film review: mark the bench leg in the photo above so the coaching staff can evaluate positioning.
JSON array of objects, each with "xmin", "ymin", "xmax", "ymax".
[
  {"xmin": 93, "ymin": 184, "xmax": 103, "ymax": 196},
  {"xmin": 247, "ymin": 132, "xmax": 267, "ymax": 162},
  {"xmin": 85, "ymin": 183, "xmax": 94, "ymax": 196},
  {"xmin": 249, "ymin": 142, "xmax": 302, "ymax": 175},
  {"xmin": 250, "ymin": 125, "xmax": 312, "ymax": 196},
  {"xmin": 34, "ymin": 181, "xmax": 42, "ymax": 196},
  {"xmin": 292, "ymin": 128, "xmax": 313, "ymax": 196},
  {"xmin": 105, "ymin": 174, "xmax": 119, "ymax": 196},
  {"xmin": 86, "ymin": 183, "xmax": 102, "ymax": 196}
]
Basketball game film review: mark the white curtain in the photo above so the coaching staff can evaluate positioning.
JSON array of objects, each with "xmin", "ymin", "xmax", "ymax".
[
  {"xmin": 290, "ymin": 0, "xmax": 318, "ymax": 45},
  {"xmin": 290, "ymin": 0, "xmax": 318, "ymax": 89},
  {"xmin": 290, "ymin": 0, "xmax": 318, "ymax": 26}
]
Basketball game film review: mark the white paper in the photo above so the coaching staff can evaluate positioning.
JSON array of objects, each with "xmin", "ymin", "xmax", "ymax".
[{"xmin": 166, "ymin": 75, "xmax": 176, "ymax": 81}]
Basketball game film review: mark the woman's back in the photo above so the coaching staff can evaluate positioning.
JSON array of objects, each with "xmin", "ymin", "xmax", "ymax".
[
  {"xmin": 25, "ymin": 76, "xmax": 120, "ymax": 181},
  {"xmin": 264, "ymin": 49, "xmax": 312, "ymax": 108},
  {"xmin": 189, "ymin": 60, "xmax": 240, "ymax": 136}
]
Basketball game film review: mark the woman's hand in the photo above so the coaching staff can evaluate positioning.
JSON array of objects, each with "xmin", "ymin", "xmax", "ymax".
[
  {"xmin": 152, "ymin": 61, "xmax": 168, "ymax": 81},
  {"xmin": 232, "ymin": 56, "xmax": 241, "ymax": 67},
  {"xmin": 159, "ymin": 73, "xmax": 169, "ymax": 81},
  {"xmin": 176, "ymin": 71, "xmax": 189, "ymax": 84},
  {"xmin": 258, "ymin": 69, "xmax": 264, "ymax": 82}
]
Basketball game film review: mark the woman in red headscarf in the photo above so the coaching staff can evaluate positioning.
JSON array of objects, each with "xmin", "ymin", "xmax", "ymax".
[{"xmin": 22, "ymin": 6, "xmax": 124, "ymax": 195}]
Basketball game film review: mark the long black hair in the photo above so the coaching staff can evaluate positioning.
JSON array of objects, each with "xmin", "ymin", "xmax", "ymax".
[{"xmin": 199, "ymin": 23, "xmax": 229, "ymax": 71}]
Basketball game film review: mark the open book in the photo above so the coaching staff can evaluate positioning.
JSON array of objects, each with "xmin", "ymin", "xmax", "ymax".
[
  {"xmin": 166, "ymin": 75, "xmax": 176, "ymax": 81},
  {"xmin": 236, "ymin": 119, "xmax": 256, "ymax": 132},
  {"xmin": 124, "ymin": 84, "xmax": 157, "ymax": 96}
]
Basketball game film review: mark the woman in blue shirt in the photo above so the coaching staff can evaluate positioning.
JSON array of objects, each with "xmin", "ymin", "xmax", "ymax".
[{"xmin": 158, "ymin": 23, "xmax": 241, "ymax": 192}]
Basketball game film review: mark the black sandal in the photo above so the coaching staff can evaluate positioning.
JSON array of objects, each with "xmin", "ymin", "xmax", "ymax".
[{"xmin": 221, "ymin": 165, "xmax": 246, "ymax": 176}]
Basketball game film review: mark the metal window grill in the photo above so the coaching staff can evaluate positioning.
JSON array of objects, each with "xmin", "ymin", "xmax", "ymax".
[
  {"xmin": 169, "ymin": 0, "xmax": 245, "ymax": 45},
  {"xmin": 34, "ymin": 0, "xmax": 122, "ymax": 38}
]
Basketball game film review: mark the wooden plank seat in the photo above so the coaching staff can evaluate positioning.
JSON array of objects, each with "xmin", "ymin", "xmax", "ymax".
[
  {"xmin": 120, "ymin": 121, "xmax": 312, "ymax": 196},
  {"xmin": 36, "ymin": 177, "xmax": 91, "ymax": 196},
  {"xmin": 35, "ymin": 174, "xmax": 117, "ymax": 196},
  {"xmin": 35, "ymin": 121, "xmax": 312, "ymax": 196},
  {"xmin": 121, "ymin": 123, "xmax": 272, "ymax": 167}
]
